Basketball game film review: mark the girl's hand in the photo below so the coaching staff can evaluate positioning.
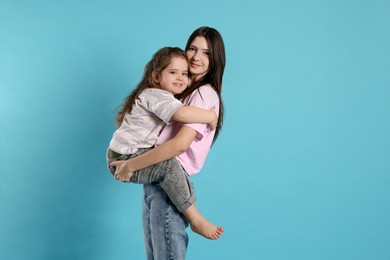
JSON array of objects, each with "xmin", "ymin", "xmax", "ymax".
[
  {"xmin": 209, "ymin": 106, "xmax": 217, "ymax": 130},
  {"xmin": 109, "ymin": 160, "xmax": 134, "ymax": 183}
]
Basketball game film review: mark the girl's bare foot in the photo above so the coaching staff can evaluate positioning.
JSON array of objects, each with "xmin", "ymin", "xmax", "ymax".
[
  {"xmin": 183, "ymin": 205, "xmax": 224, "ymax": 240},
  {"xmin": 190, "ymin": 218, "xmax": 224, "ymax": 240}
]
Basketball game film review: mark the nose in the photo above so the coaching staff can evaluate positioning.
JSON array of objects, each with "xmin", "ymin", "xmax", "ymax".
[{"xmin": 191, "ymin": 50, "xmax": 200, "ymax": 61}]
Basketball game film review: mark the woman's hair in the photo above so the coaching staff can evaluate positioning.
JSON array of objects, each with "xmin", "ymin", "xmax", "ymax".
[
  {"xmin": 178, "ymin": 26, "xmax": 226, "ymax": 144},
  {"xmin": 116, "ymin": 47, "xmax": 187, "ymax": 126}
]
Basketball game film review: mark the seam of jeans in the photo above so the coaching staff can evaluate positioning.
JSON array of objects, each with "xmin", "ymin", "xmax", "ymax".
[{"xmin": 165, "ymin": 205, "xmax": 175, "ymax": 260}]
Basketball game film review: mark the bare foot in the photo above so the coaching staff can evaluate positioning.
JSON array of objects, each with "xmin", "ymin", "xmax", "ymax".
[
  {"xmin": 183, "ymin": 205, "xmax": 224, "ymax": 240},
  {"xmin": 190, "ymin": 218, "xmax": 224, "ymax": 240}
]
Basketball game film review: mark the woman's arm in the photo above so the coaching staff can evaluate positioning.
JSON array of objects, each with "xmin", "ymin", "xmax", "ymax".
[{"xmin": 110, "ymin": 125, "xmax": 197, "ymax": 179}]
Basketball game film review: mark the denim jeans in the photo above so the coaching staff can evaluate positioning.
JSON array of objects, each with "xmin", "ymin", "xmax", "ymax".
[
  {"xmin": 143, "ymin": 183, "xmax": 192, "ymax": 260},
  {"xmin": 106, "ymin": 148, "xmax": 196, "ymax": 212}
]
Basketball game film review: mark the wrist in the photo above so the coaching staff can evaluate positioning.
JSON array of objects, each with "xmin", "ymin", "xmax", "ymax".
[{"xmin": 124, "ymin": 160, "xmax": 135, "ymax": 173}]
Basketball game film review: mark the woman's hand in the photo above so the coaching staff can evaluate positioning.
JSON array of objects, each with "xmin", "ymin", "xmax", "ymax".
[{"xmin": 109, "ymin": 160, "xmax": 134, "ymax": 183}]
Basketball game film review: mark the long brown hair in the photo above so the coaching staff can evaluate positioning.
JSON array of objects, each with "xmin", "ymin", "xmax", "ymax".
[
  {"xmin": 116, "ymin": 47, "xmax": 187, "ymax": 126},
  {"xmin": 177, "ymin": 26, "xmax": 226, "ymax": 144}
]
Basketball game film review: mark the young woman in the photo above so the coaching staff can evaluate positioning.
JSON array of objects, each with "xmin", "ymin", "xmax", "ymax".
[{"xmin": 110, "ymin": 26, "xmax": 226, "ymax": 259}]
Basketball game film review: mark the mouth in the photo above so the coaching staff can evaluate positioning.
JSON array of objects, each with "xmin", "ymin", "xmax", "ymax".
[{"xmin": 190, "ymin": 62, "xmax": 201, "ymax": 68}]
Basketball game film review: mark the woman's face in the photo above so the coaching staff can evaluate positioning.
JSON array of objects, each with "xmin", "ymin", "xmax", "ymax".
[{"xmin": 186, "ymin": 36, "xmax": 210, "ymax": 81}]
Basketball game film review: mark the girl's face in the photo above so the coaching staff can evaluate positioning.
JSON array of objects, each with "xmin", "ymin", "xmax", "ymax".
[
  {"xmin": 186, "ymin": 36, "xmax": 210, "ymax": 81},
  {"xmin": 156, "ymin": 56, "xmax": 189, "ymax": 95}
]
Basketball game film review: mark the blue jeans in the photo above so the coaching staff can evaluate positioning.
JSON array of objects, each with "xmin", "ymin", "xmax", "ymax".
[
  {"xmin": 107, "ymin": 148, "xmax": 196, "ymax": 212},
  {"xmin": 143, "ymin": 183, "xmax": 193, "ymax": 260}
]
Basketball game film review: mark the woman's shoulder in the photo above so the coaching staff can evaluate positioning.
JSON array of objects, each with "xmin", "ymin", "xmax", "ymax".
[
  {"xmin": 195, "ymin": 84, "xmax": 218, "ymax": 97},
  {"xmin": 198, "ymin": 83, "xmax": 213, "ymax": 91},
  {"xmin": 187, "ymin": 84, "xmax": 219, "ymax": 106}
]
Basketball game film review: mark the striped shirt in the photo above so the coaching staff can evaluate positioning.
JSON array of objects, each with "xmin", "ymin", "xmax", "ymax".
[{"xmin": 109, "ymin": 88, "xmax": 183, "ymax": 155}]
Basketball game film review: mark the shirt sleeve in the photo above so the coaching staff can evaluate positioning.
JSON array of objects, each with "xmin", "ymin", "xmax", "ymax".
[{"xmin": 142, "ymin": 89, "xmax": 183, "ymax": 123}]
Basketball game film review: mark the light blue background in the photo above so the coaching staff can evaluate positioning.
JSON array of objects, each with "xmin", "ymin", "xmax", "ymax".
[{"xmin": 1, "ymin": 0, "xmax": 389, "ymax": 259}]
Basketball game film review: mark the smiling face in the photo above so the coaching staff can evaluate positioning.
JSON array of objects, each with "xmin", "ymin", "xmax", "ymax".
[
  {"xmin": 154, "ymin": 56, "xmax": 189, "ymax": 95},
  {"xmin": 186, "ymin": 36, "xmax": 210, "ymax": 81}
]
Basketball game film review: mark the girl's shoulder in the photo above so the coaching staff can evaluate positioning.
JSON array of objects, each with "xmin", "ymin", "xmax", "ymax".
[
  {"xmin": 140, "ymin": 88, "xmax": 175, "ymax": 100},
  {"xmin": 143, "ymin": 88, "xmax": 173, "ymax": 96}
]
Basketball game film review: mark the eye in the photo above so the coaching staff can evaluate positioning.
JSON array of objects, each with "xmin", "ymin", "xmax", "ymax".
[
  {"xmin": 188, "ymin": 46, "xmax": 196, "ymax": 52},
  {"xmin": 182, "ymin": 72, "xmax": 188, "ymax": 77},
  {"xmin": 203, "ymin": 51, "xmax": 210, "ymax": 56},
  {"xmin": 170, "ymin": 71, "xmax": 177, "ymax": 75}
]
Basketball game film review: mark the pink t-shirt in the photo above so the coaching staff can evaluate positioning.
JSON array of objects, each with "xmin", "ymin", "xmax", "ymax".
[{"xmin": 155, "ymin": 84, "xmax": 220, "ymax": 175}]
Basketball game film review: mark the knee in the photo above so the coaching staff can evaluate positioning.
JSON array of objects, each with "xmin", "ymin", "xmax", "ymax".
[{"xmin": 166, "ymin": 164, "xmax": 185, "ymax": 179}]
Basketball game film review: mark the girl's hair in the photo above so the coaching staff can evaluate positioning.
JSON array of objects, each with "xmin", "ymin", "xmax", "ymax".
[
  {"xmin": 178, "ymin": 26, "xmax": 226, "ymax": 144},
  {"xmin": 116, "ymin": 47, "xmax": 187, "ymax": 126}
]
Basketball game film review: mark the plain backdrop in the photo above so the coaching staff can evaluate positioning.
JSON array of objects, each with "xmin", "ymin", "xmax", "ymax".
[{"xmin": 1, "ymin": 0, "xmax": 389, "ymax": 259}]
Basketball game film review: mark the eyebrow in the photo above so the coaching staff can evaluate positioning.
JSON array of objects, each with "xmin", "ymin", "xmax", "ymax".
[
  {"xmin": 190, "ymin": 45, "xmax": 209, "ymax": 52},
  {"xmin": 167, "ymin": 69, "xmax": 188, "ymax": 72}
]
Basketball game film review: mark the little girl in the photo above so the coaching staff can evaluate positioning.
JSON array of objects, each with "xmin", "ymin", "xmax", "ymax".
[{"xmin": 107, "ymin": 47, "xmax": 222, "ymax": 239}]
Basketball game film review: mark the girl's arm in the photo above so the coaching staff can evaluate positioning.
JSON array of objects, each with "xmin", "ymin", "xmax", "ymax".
[
  {"xmin": 172, "ymin": 106, "xmax": 217, "ymax": 130},
  {"xmin": 110, "ymin": 125, "xmax": 197, "ymax": 180}
]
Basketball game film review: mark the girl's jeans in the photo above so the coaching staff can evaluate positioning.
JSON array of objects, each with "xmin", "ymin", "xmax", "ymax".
[
  {"xmin": 106, "ymin": 148, "xmax": 196, "ymax": 212},
  {"xmin": 143, "ymin": 183, "xmax": 192, "ymax": 260}
]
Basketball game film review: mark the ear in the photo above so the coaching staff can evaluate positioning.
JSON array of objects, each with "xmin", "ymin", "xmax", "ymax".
[{"xmin": 152, "ymin": 71, "xmax": 160, "ymax": 84}]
